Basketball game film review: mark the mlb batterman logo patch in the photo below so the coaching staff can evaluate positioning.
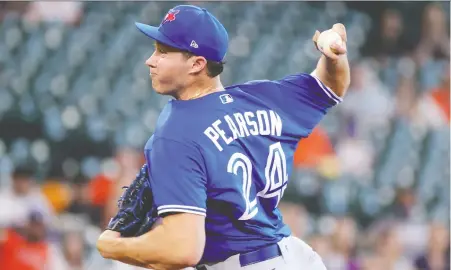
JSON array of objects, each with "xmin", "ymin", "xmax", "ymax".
[{"xmin": 219, "ymin": 94, "xmax": 233, "ymax": 104}]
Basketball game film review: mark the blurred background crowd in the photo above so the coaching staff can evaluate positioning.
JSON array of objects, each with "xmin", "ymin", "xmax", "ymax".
[{"xmin": 0, "ymin": 1, "xmax": 449, "ymax": 270}]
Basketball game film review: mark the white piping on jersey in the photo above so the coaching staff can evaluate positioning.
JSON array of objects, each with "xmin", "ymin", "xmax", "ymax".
[
  {"xmin": 157, "ymin": 205, "xmax": 207, "ymax": 216},
  {"xmin": 158, "ymin": 205, "xmax": 206, "ymax": 212},
  {"xmin": 310, "ymin": 74, "xmax": 343, "ymax": 104},
  {"xmin": 158, "ymin": 208, "xmax": 207, "ymax": 216}
]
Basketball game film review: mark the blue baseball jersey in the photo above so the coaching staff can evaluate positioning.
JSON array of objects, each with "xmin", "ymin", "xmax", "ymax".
[{"xmin": 144, "ymin": 73, "xmax": 342, "ymax": 263}]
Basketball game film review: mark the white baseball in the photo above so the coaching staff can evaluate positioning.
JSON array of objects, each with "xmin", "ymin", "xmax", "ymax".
[{"xmin": 316, "ymin": 29, "xmax": 343, "ymax": 54}]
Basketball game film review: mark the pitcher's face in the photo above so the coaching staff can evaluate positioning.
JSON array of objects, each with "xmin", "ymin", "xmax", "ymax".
[{"xmin": 145, "ymin": 44, "xmax": 191, "ymax": 96}]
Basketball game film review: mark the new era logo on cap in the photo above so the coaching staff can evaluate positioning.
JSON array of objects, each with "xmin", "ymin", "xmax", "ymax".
[
  {"xmin": 219, "ymin": 94, "xmax": 233, "ymax": 104},
  {"xmin": 190, "ymin": 40, "xmax": 199, "ymax": 48}
]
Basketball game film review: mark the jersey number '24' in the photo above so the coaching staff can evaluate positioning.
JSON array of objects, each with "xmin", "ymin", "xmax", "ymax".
[{"xmin": 227, "ymin": 142, "xmax": 288, "ymax": 220}]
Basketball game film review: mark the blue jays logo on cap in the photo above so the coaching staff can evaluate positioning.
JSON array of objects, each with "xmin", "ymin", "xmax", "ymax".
[
  {"xmin": 161, "ymin": 9, "xmax": 179, "ymax": 25},
  {"xmin": 135, "ymin": 5, "xmax": 229, "ymax": 62}
]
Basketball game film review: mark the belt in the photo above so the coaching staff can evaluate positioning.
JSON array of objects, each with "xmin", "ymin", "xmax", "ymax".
[
  {"xmin": 197, "ymin": 243, "xmax": 282, "ymax": 269},
  {"xmin": 239, "ymin": 243, "xmax": 282, "ymax": 267}
]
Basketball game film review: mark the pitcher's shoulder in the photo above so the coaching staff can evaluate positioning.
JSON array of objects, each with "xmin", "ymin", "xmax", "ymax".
[{"xmin": 227, "ymin": 79, "xmax": 274, "ymax": 91}]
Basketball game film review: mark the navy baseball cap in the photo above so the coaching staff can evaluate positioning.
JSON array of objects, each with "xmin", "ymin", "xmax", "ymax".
[{"xmin": 135, "ymin": 5, "xmax": 228, "ymax": 62}]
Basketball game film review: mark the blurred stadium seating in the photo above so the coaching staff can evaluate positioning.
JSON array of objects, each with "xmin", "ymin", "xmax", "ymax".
[{"xmin": 0, "ymin": 2, "xmax": 449, "ymax": 270}]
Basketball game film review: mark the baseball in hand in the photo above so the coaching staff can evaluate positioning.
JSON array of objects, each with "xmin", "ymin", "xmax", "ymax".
[{"xmin": 316, "ymin": 29, "xmax": 344, "ymax": 54}]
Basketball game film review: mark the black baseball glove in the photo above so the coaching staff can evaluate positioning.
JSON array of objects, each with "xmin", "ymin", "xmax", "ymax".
[{"xmin": 106, "ymin": 164, "xmax": 158, "ymax": 237}]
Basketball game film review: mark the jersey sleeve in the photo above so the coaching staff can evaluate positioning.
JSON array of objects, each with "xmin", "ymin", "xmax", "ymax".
[
  {"xmin": 146, "ymin": 138, "xmax": 207, "ymax": 217},
  {"xmin": 270, "ymin": 72, "xmax": 343, "ymax": 137},
  {"xmin": 276, "ymin": 72, "xmax": 343, "ymax": 110}
]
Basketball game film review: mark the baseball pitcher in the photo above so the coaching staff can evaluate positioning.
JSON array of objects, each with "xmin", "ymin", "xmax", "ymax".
[{"xmin": 96, "ymin": 4, "xmax": 350, "ymax": 270}]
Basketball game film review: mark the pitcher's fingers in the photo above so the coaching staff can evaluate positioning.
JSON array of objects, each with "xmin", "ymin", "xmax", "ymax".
[
  {"xmin": 313, "ymin": 30, "xmax": 321, "ymax": 41},
  {"xmin": 323, "ymin": 46, "xmax": 339, "ymax": 60},
  {"xmin": 332, "ymin": 23, "xmax": 347, "ymax": 42},
  {"xmin": 330, "ymin": 42, "xmax": 347, "ymax": 54},
  {"xmin": 312, "ymin": 30, "xmax": 320, "ymax": 49}
]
